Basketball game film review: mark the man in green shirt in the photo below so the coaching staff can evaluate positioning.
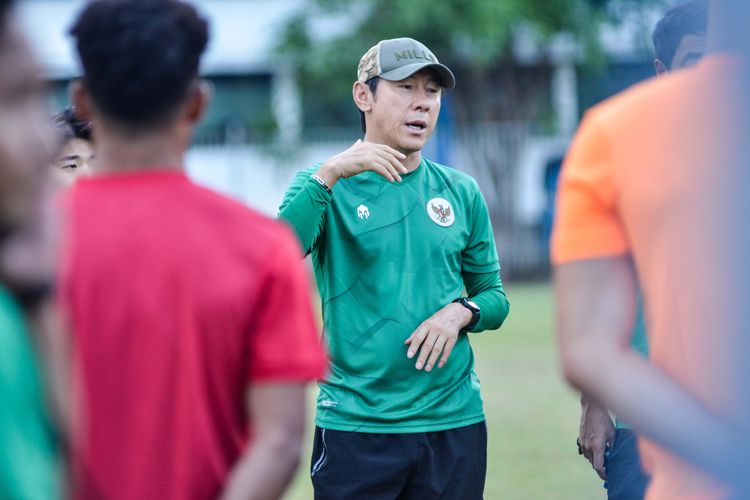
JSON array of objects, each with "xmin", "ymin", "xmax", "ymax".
[
  {"xmin": 0, "ymin": 1, "xmax": 61, "ymax": 498},
  {"xmin": 279, "ymin": 37, "xmax": 509, "ymax": 499}
]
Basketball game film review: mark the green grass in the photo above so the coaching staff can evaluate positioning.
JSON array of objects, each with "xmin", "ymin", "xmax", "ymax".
[{"xmin": 284, "ymin": 283, "xmax": 604, "ymax": 499}]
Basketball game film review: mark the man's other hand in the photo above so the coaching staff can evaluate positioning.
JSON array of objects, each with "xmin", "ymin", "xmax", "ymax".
[
  {"xmin": 578, "ymin": 397, "xmax": 616, "ymax": 480},
  {"xmin": 404, "ymin": 302, "xmax": 472, "ymax": 372}
]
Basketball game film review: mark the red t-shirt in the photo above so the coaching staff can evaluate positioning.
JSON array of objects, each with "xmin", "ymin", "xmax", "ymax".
[{"xmin": 60, "ymin": 170, "xmax": 327, "ymax": 500}]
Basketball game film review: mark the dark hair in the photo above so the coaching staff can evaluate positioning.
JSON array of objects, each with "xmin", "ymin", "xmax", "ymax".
[
  {"xmin": 652, "ymin": 0, "xmax": 708, "ymax": 69},
  {"xmin": 0, "ymin": 0, "xmax": 14, "ymax": 29},
  {"xmin": 360, "ymin": 77, "xmax": 380, "ymax": 135},
  {"xmin": 54, "ymin": 106, "xmax": 92, "ymax": 142},
  {"xmin": 69, "ymin": 0, "xmax": 209, "ymax": 132}
]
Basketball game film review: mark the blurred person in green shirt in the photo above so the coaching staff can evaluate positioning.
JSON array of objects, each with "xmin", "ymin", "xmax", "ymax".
[{"xmin": 0, "ymin": 0, "xmax": 62, "ymax": 497}]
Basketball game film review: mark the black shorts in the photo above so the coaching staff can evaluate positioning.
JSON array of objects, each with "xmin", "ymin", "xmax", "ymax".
[{"xmin": 310, "ymin": 421, "xmax": 487, "ymax": 500}]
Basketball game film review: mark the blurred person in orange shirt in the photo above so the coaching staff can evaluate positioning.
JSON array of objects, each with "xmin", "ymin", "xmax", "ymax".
[
  {"xmin": 553, "ymin": 0, "xmax": 750, "ymax": 498},
  {"xmin": 574, "ymin": 2, "xmax": 707, "ymax": 499}
]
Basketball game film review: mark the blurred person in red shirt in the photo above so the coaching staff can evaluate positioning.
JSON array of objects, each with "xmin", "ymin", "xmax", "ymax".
[{"xmin": 61, "ymin": 1, "xmax": 327, "ymax": 499}]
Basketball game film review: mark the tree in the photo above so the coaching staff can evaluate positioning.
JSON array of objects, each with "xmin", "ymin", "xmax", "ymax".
[{"xmin": 277, "ymin": 0, "xmax": 665, "ymax": 129}]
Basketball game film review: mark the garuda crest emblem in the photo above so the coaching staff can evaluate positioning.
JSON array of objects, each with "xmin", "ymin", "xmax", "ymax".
[{"xmin": 426, "ymin": 198, "xmax": 455, "ymax": 227}]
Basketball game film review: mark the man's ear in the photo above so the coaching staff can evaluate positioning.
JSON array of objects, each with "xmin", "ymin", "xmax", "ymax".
[
  {"xmin": 353, "ymin": 81, "xmax": 373, "ymax": 113},
  {"xmin": 183, "ymin": 80, "xmax": 212, "ymax": 125},
  {"xmin": 69, "ymin": 79, "xmax": 93, "ymax": 120},
  {"xmin": 654, "ymin": 59, "xmax": 668, "ymax": 77}
]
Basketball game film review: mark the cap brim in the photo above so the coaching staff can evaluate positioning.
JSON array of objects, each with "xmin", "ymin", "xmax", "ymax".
[{"xmin": 379, "ymin": 62, "xmax": 456, "ymax": 89}]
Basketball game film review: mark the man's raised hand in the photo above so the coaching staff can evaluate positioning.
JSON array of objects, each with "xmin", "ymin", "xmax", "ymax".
[{"xmin": 316, "ymin": 139, "xmax": 407, "ymax": 188}]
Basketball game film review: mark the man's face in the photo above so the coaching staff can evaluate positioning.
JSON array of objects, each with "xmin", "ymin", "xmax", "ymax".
[
  {"xmin": 0, "ymin": 19, "xmax": 55, "ymax": 236},
  {"xmin": 365, "ymin": 69, "xmax": 442, "ymax": 154},
  {"xmin": 671, "ymin": 33, "xmax": 706, "ymax": 70},
  {"xmin": 51, "ymin": 137, "xmax": 94, "ymax": 188},
  {"xmin": 656, "ymin": 33, "xmax": 707, "ymax": 75}
]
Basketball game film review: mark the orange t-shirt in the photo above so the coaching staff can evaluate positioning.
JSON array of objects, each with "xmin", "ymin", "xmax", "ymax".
[{"xmin": 552, "ymin": 56, "xmax": 747, "ymax": 500}]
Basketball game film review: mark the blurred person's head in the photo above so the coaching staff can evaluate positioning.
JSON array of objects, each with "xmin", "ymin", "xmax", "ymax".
[
  {"xmin": 353, "ymin": 38, "xmax": 454, "ymax": 154},
  {"xmin": 68, "ymin": 0, "xmax": 209, "ymax": 157},
  {"xmin": 51, "ymin": 107, "xmax": 94, "ymax": 187},
  {"xmin": 0, "ymin": 0, "xmax": 56, "ymax": 242},
  {"xmin": 653, "ymin": 0, "xmax": 708, "ymax": 75}
]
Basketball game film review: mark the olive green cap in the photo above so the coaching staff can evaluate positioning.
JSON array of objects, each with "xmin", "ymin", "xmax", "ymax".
[{"xmin": 357, "ymin": 37, "xmax": 455, "ymax": 89}]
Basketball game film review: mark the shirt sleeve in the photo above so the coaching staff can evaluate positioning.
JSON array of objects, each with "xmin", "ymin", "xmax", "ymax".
[
  {"xmin": 463, "ymin": 270, "xmax": 510, "ymax": 333},
  {"xmin": 278, "ymin": 166, "xmax": 331, "ymax": 255},
  {"xmin": 551, "ymin": 109, "xmax": 629, "ymax": 264},
  {"xmin": 247, "ymin": 225, "xmax": 328, "ymax": 382},
  {"xmin": 461, "ymin": 183, "xmax": 501, "ymax": 274}
]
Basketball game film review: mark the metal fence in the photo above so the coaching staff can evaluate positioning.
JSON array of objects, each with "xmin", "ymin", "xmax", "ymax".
[{"xmin": 452, "ymin": 122, "xmax": 551, "ymax": 279}]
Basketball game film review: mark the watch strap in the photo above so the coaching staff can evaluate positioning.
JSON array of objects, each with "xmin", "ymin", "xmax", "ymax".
[{"xmin": 452, "ymin": 297, "xmax": 480, "ymax": 332}]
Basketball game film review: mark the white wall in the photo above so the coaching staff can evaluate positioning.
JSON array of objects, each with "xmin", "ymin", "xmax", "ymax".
[{"xmin": 186, "ymin": 142, "xmax": 350, "ymax": 216}]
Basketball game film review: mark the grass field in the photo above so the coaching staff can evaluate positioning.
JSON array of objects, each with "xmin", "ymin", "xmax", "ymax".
[{"xmin": 284, "ymin": 283, "xmax": 604, "ymax": 499}]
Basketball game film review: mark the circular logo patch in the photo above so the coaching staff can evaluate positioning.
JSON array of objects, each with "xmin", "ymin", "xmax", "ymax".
[{"xmin": 426, "ymin": 198, "xmax": 455, "ymax": 227}]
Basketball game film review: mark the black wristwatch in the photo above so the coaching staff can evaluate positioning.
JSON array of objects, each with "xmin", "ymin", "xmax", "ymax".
[{"xmin": 452, "ymin": 297, "xmax": 480, "ymax": 332}]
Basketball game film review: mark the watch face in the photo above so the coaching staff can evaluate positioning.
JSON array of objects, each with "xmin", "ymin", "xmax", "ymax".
[{"xmin": 466, "ymin": 300, "xmax": 479, "ymax": 312}]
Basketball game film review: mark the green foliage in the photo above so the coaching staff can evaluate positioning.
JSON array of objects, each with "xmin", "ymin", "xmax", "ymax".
[{"xmin": 277, "ymin": 0, "xmax": 664, "ymax": 127}]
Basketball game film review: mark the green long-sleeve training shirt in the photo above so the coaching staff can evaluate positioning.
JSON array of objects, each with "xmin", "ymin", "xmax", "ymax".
[{"xmin": 279, "ymin": 157, "xmax": 509, "ymax": 432}]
